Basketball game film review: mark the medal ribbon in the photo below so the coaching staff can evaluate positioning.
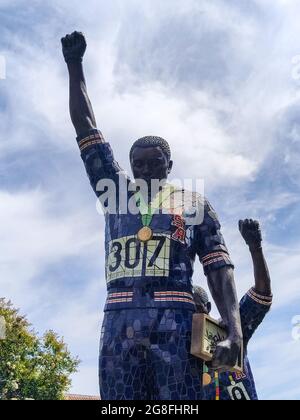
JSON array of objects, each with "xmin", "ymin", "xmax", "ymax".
[{"xmin": 135, "ymin": 184, "xmax": 175, "ymax": 227}]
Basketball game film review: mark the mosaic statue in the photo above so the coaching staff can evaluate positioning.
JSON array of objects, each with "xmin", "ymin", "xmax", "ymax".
[
  {"xmin": 61, "ymin": 31, "xmax": 242, "ymax": 400},
  {"xmin": 194, "ymin": 219, "xmax": 273, "ymax": 400}
]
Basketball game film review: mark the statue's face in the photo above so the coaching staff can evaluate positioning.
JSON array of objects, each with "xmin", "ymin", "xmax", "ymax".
[
  {"xmin": 195, "ymin": 300, "xmax": 211, "ymax": 315},
  {"xmin": 130, "ymin": 146, "xmax": 173, "ymax": 184}
]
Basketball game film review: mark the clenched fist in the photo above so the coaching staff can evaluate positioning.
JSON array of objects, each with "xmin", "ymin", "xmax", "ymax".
[
  {"xmin": 239, "ymin": 219, "xmax": 262, "ymax": 251},
  {"xmin": 212, "ymin": 335, "xmax": 241, "ymax": 371},
  {"xmin": 61, "ymin": 31, "xmax": 87, "ymax": 63}
]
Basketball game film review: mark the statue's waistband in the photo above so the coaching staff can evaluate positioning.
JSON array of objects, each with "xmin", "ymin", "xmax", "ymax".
[{"xmin": 104, "ymin": 290, "xmax": 196, "ymax": 312}]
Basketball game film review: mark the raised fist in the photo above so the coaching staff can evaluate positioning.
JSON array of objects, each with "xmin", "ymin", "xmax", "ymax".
[
  {"xmin": 239, "ymin": 219, "xmax": 262, "ymax": 250},
  {"xmin": 61, "ymin": 31, "xmax": 87, "ymax": 63}
]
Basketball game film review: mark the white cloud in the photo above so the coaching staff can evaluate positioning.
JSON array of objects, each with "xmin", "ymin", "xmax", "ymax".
[
  {"xmin": 44, "ymin": 278, "xmax": 104, "ymax": 398},
  {"xmin": 0, "ymin": 0, "xmax": 276, "ymax": 185},
  {"xmin": 0, "ymin": 189, "xmax": 104, "ymax": 305},
  {"xmin": 248, "ymin": 322, "xmax": 300, "ymax": 400}
]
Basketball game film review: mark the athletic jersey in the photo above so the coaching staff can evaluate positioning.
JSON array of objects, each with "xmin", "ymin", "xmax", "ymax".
[
  {"xmin": 204, "ymin": 288, "xmax": 273, "ymax": 400},
  {"xmin": 77, "ymin": 128, "xmax": 234, "ymax": 312}
]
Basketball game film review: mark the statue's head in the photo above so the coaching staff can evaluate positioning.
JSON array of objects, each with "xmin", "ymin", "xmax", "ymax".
[
  {"xmin": 193, "ymin": 286, "xmax": 211, "ymax": 315},
  {"xmin": 130, "ymin": 136, "xmax": 173, "ymax": 185}
]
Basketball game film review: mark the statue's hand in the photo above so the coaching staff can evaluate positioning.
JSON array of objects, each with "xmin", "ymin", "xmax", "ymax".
[
  {"xmin": 239, "ymin": 219, "xmax": 262, "ymax": 251},
  {"xmin": 61, "ymin": 31, "xmax": 87, "ymax": 63},
  {"xmin": 211, "ymin": 335, "xmax": 241, "ymax": 370}
]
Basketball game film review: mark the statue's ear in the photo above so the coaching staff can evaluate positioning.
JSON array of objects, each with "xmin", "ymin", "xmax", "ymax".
[
  {"xmin": 168, "ymin": 160, "xmax": 173, "ymax": 174},
  {"xmin": 206, "ymin": 302, "xmax": 212, "ymax": 314}
]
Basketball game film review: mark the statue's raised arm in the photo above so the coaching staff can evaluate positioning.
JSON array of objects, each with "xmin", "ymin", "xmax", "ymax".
[
  {"xmin": 61, "ymin": 31, "xmax": 97, "ymax": 136},
  {"xmin": 61, "ymin": 31, "xmax": 128, "ymax": 206}
]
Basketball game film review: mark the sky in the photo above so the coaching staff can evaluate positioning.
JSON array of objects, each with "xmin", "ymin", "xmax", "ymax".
[{"xmin": 0, "ymin": 0, "xmax": 300, "ymax": 400}]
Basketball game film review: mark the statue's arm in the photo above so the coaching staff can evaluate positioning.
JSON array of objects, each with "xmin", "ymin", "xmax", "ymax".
[
  {"xmin": 238, "ymin": 220, "xmax": 273, "ymax": 348},
  {"xmin": 196, "ymin": 199, "xmax": 242, "ymax": 369},
  {"xmin": 61, "ymin": 31, "xmax": 97, "ymax": 136},
  {"xmin": 239, "ymin": 219, "xmax": 272, "ymax": 296},
  {"xmin": 207, "ymin": 267, "xmax": 243, "ymax": 368}
]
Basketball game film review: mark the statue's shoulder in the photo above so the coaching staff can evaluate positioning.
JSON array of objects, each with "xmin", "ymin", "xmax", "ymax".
[
  {"xmin": 170, "ymin": 186, "xmax": 205, "ymax": 206},
  {"xmin": 168, "ymin": 187, "xmax": 220, "ymax": 223},
  {"xmin": 162, "ymin": 185, "xmax": 206, "ymax": 217}
]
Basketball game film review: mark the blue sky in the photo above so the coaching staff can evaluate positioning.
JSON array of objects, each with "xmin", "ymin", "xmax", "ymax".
[{"xmin": 0, "ymin": 0, "xmax": 300, "ymax": 399}]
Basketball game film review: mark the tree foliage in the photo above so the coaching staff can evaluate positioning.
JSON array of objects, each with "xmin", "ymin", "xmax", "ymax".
[{"xmin": 0, "ymin": 298, "xmax": 79, "ymax": 400}]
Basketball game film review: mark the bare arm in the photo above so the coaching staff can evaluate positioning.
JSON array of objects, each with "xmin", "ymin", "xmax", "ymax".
[
  {"xmin": 239, "ymin": 219, "xmax": 272, "ymax": 296},
  {"xmin": 196, "ymin": 199, "xmax": 242, "ymax": 369},
  {"xmin": 208, "ymin": 267, "xmax": 243, "ymax": 368},
  {"xmin": 67, "ymin": 61, "xmax": 97, "ymax": 136},
  {"xmin": 251, "ymin": 249, "xmax": 272, "ymax": 295},
  {"xmin": 61, "ymin": 31, "xmax": 97, "ymax": 136}
]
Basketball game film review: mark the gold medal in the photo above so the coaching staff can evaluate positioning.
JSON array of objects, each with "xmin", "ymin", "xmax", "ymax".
[
  {"xmin": 135, "ymin": 185, "xmax": 175, "ymax": 244},
  {"xmin": 137, "ymin": 226, "xmax": 153, "ymax": 242},
  {"xmin": 202, "ymin": 373, "xmax": 212, "ymax": 386}
]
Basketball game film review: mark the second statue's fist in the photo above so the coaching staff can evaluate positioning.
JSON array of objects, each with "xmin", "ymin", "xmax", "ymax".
[
  {"xmin": 61, "ymin": 31, "xmax": 87, "ymax": 63},
  {"xmin": 239, "ymin": 219, "xmax": 262, "ymax": 250}
]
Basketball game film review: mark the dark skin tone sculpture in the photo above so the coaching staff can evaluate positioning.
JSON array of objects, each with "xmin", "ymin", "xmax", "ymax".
[
  {"xmin": 197, "ymin": 219, "xmax": 272, "ymax": 315},
  {"xmin": 239, "ymin": 219, "xmax": 271, "ymax": 296},
  {"xmin": 61, "ymin": 31, "xmax": 242, "ymax": 369}
]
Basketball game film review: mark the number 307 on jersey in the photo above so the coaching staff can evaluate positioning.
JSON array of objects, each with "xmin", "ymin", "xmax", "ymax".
[{"xmin": 106, "ymin": 234, "xmax": 171, "ymax": 283}]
